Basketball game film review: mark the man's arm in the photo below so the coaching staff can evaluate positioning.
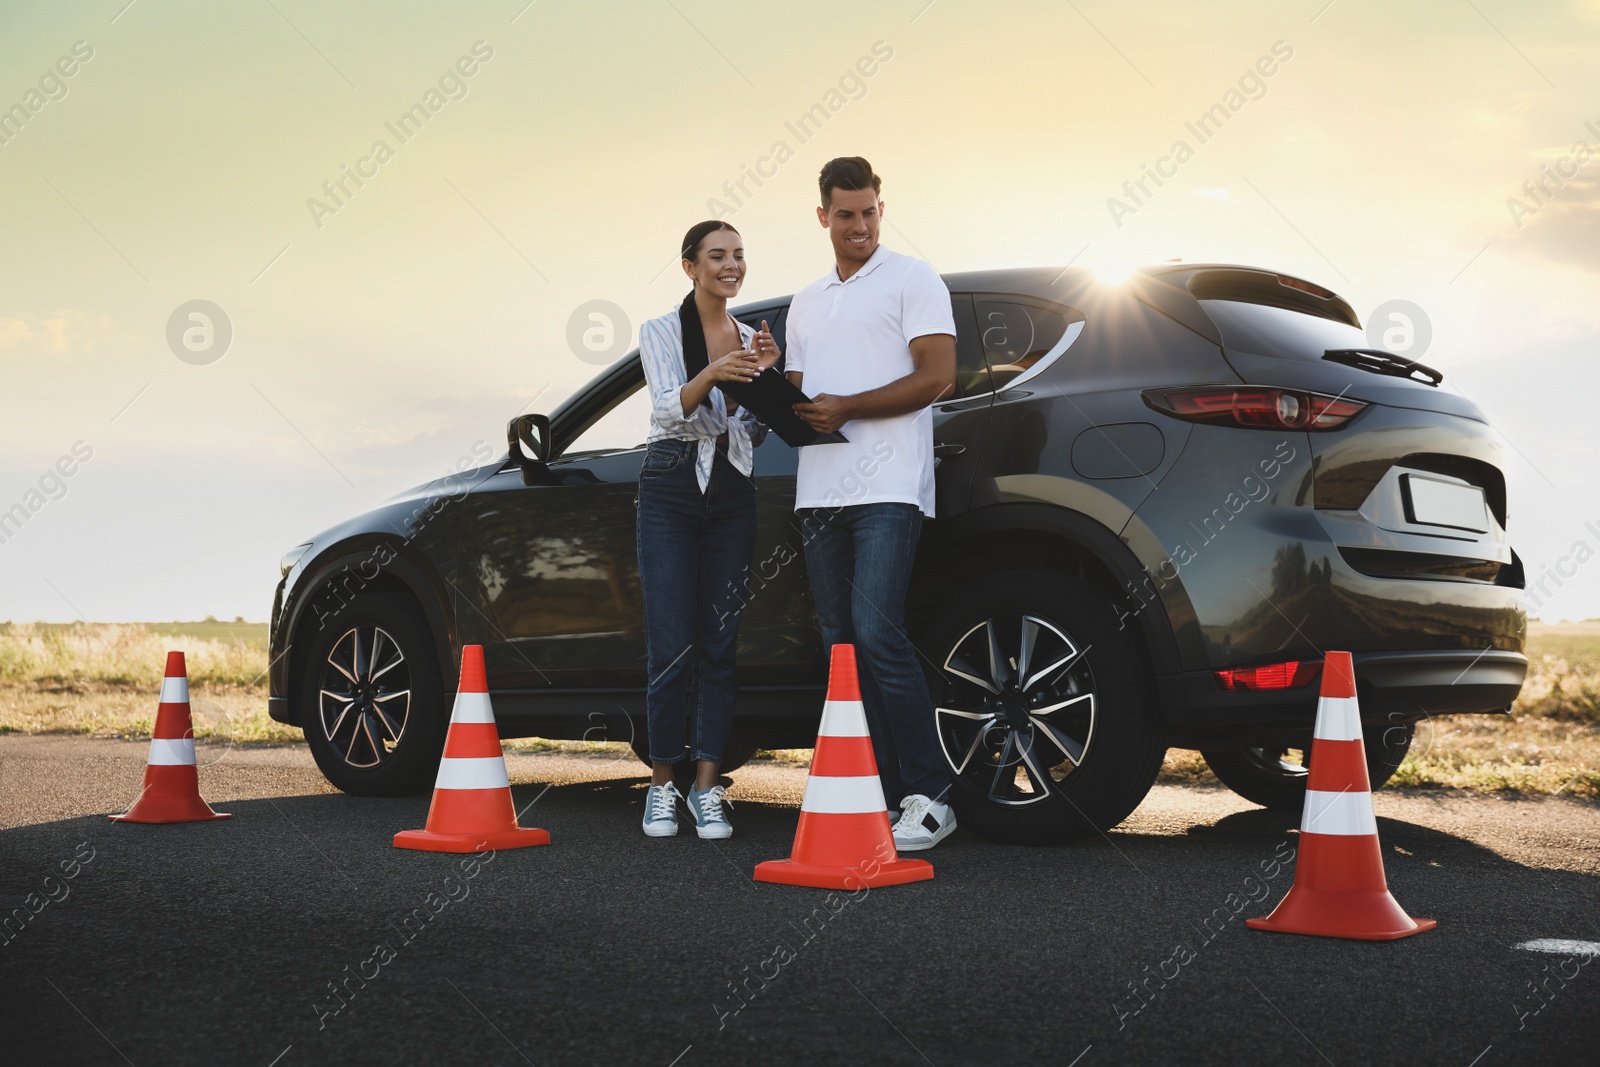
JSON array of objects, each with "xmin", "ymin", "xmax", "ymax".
[{"xmin": 792, "ymin": 333, "xmax": 955, "ymax": 435}]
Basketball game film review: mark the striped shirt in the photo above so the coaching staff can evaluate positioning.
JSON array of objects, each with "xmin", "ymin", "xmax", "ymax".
[{"xmin": 639, "ymin": 306, "xmax": 767, "ymax": 493}]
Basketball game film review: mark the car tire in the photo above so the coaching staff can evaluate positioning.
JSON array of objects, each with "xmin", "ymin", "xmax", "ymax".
[
  {"xmin": 918, "ymin": 570, "xmax": 1165, "ymax": 845},
  {"xmin": 1200, "ymin": 721, "xmax": 1415, "ymax": 810},
  {"xmin": 299, "ymin": 590, "xmax": 447, "ymax": 796}
]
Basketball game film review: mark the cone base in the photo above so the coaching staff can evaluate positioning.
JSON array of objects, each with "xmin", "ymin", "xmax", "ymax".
[
  {"xmin": 393, "ymin": 826, "xmax": 550, "ymax": 853},
  {"xmin": 753, "ymin": 856, "xmax": 933, "ymax": 890},
  {"xmin": 1246, "ymin": 889, "xmax": 1436, "ymax": 941},
  {"xmin": 109, "ymin": 797, "xmax": 232, "ymax": 824}
]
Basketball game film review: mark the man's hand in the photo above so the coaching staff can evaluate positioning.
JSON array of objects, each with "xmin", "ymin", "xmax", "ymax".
[{"xmin": 793, "ymin": 393, "xmax": 853, "ymax": 434}]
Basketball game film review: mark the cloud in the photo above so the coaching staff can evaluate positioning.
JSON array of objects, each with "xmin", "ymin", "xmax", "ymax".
[
  {"xmin": 0, "ymin": 311, "xmax": 122, "ymax": 355},
  {"xmin": 1509, "ymin": 177, "xmax": 1600, "ymax": 273}
]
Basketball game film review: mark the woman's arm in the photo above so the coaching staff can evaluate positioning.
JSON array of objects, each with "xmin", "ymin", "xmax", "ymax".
[{"xmin": 641, "ymin": 317, "xmax": 757, "ymax": 430}]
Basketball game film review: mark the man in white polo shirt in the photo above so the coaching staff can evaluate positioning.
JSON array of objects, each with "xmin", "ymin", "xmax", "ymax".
[{"xmin": 786, "ymin": 156, "xmax": 958, "ymax": 851}]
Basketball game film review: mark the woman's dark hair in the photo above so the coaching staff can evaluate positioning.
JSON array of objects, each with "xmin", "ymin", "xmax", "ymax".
[
  {"xmin": 818, "ymin": 156, "xmax": 881, "ymax": 207},
  {"xmin": 681, "ymin": 219, "xmax": 741, "ymax": 262}
]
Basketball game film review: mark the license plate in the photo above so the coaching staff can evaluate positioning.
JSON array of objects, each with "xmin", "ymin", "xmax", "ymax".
[{"xmin": 1402, "ymin": 474, "xmax": 1489, "ymax": 533}]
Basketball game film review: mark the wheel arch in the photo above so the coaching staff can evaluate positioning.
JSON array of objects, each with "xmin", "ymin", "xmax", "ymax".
[
  {"xmin": 915, "ymin": 503, "xmax": 1185, "ymax": 685},
  {"xmin": 276, "ymin": 538, "xmax": 456, "ymax": 728}
]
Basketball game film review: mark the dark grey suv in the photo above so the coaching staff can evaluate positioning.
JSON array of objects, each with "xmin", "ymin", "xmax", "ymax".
[{"xmin": 268, "ymin": 263, "xmax": 1527, "ymax": 843}]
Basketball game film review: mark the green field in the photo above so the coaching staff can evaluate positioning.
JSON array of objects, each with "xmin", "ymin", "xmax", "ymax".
[{"xmin": 1, "ymin": 619, "xmax": 1596, "ymax": 797}]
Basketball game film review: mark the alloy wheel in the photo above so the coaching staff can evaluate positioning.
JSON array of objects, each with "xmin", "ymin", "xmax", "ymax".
[
  {"xmin": 318, "ymin": 625, "xmax": 412, "ymax": 769},
  {"xmin": 935, "ymin": 613, "xmax": 1096, "ymax": 807}
]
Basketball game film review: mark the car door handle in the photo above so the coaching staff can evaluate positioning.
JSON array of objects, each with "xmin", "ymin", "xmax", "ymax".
[{"xmin": 933, "ymin": 442, "xmax": 966, "ymax": 458}]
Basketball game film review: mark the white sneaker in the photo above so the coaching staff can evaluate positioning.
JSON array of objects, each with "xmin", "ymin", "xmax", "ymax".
[
  {"xmin": 892, "ymin": 794, "xmax": 956, "ymax": 851},
  {"xmin": 688, "ymin": 784, "xmax": 733, "ymax": 840},
  {"xmin": 642, "ymin": 781, "xmax": 681, "ymax": 837}
]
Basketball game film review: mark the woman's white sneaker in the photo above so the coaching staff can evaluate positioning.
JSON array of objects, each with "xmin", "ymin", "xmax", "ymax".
[
  {"xmin": 892, "ymin": 794, "xmax": 955, "ymax": 851},
  {"xmin": 688, "ymin": 784, "xmax": 733, "ymax": 840},
  {"xmin": 642, "ymin": 781, "xmax": 681, "ymax": 837}
]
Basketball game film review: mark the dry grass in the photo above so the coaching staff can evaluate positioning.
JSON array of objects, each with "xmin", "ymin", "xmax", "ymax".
[{"xmin": 2, "ymin": 620, "xmax": 1596, "ymax": 798}]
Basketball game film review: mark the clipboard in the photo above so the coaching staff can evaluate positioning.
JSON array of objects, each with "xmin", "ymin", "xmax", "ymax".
[{"xmin": 719, "ymin": 370, "xmax": 848, "ymax": 447}]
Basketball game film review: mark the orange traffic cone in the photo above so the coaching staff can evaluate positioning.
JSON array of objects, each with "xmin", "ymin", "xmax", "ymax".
[
  {"xmin": 394, "ymin": 645, "xmax": 549, "ymax": 853},
  {"xmin": 110, "ymin": 651, "xmax": 231, "ymax": 823},
  {"xmin": 754, "ymin": 644, "xmax": 933, "ymax": 890},
  {"xmin": 1247, "ymin": 651, "xmax": 1435, "ymax": 940}
]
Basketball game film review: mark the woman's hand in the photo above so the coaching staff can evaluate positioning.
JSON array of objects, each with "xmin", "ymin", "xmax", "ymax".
[
  {"xmin": 752, "ymin": 319, "xmax": 781, "ymax": 370},
  {"xmin": 706, "ymin": 348, "xmax": 761, "ymax": 383}
]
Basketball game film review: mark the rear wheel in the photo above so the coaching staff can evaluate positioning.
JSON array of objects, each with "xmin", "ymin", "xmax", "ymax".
[
  {"xmin": 1200, "ymin": 721, "xmax": 1414, "ymax": 809},
  {"xmin": 921, "ymin": 571, "xmax": 1165, "ymax": 844},
  {"xmin": 299, "ymin": 591, "xmax": 447, "ymax": 796}
]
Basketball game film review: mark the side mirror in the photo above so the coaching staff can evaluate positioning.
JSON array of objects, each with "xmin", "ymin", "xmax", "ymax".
[{"xmin": 507, "ymin": 413, "xmax": 551, "ymax": 469}]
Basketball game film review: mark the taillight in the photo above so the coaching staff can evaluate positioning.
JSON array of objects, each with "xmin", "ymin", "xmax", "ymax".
[
  {"xmin": 1143, "ymin": 386, "xmax": 1366, "ymax": 430},
  {"xmin": 1213, "ymin": 659, "xmax": 1323, "ymax": 692}
]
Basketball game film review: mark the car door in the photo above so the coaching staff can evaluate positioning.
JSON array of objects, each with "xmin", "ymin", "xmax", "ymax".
[{"xmin": 456, "ymin": 421, "xmax": 651, "ymax": 689}]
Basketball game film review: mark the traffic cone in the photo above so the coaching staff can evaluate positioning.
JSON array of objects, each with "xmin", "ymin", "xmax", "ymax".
[
  {"xmin": 394, "ymin": 645, "xmax": 549, "ymax": 853},
  {"xmin": 754, "ymin": 644, "xmax": 934, "ymax": 889},
  {"xmin": 1246, "ymin": 651, "xmax": 1435, "ymax": 940},
  {"xmin": 110, "ymin": 651, "xmax": 231, "ymax": 823}
]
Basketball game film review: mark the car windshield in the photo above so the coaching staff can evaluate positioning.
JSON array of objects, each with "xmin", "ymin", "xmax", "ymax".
[{"xmin": 1199, "ymin": 299, "xmax": 1367, "ymax": 361}]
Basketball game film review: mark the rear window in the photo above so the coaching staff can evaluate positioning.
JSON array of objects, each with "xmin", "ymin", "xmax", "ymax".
[{"xmin": 1198, "ymin": 299, "xmax": 1367, "ymax": 362}]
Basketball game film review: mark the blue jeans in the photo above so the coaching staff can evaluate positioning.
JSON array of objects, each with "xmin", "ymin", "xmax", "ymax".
[
  {"xmin": 796, "ymin": 502, "xmax": 949, "ymax": 801},
  {"xmin": 636, "ymin": 437, "xmax": 757, "ymax": 764}
]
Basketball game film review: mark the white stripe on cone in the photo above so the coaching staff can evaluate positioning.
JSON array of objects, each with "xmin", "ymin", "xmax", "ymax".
[
  {"xmin": 817, "ymin": 698, "xmax": 870, "ymax": 738},
  {"xmin": 433, "ymin": 756, "xmax": 510, "ymax": 791},
  {"xmin": 1302, "ymin": 788, "xmax": 1379, "ymax": 836},
  {"xmin": 449, "ymin": 692, "xmax": 496, "ymax": 724},
  {"xmin": 1312, "ymin": 696, "xmax": 1362, "ymax": 741},
  {"xmin": 147, "ymin": 737, "xmax": 196, "ymax": 766},
  {"xmin": 801, "ymin": 774, "xmax": 886, "ymax": 814},
  {"xmin": 160, "ymin": 676, "xmax": 190, "ymax": 704}
]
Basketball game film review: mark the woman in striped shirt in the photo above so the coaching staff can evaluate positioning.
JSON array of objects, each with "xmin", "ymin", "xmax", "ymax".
[{"xmin": 636, "ymin": 219, "xmax": 780, "ymax": 840}]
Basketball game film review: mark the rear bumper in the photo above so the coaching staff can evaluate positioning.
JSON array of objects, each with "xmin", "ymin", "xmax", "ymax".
[{"xmin": 1162, "ymin": 648, "xmax": 1526, "ymax": 746}]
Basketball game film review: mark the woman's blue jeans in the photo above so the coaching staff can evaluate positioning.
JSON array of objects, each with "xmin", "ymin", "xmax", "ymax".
[{"xmin": 635, "ymin": 437, "xmax": 756, "ymax": 765}]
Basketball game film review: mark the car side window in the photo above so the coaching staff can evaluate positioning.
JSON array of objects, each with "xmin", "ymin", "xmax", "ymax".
[
  {"xmin": 976, "ymin": 299, "xmax": 1084, "ymax": 389},
  {"xmin": 948, "ymin": 294, "xmax": 990, "ymax": 399}
]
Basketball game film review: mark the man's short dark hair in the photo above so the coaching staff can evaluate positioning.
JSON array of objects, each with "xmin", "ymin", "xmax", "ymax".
[{"xmin": 818, "ymin": 156, "xmax": 881, "ymax": 207}]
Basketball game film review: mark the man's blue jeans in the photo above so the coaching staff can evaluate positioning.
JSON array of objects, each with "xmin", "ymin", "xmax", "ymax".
[
  {"xmin": 636, "ymin": 438, "xmax": 756, "ymax": 764},
  {"xmin": 796, "ymin": 502, "xmax": 950, "ymax": 802}
]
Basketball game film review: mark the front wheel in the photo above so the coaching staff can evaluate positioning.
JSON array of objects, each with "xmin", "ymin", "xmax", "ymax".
[
  {"xmin": 920, "ymin": 571, "xmax": 1165, "ymax": 845},
  {"xmin": 299, "ymin": 591, "xmax": 447, "ymax": 796}
]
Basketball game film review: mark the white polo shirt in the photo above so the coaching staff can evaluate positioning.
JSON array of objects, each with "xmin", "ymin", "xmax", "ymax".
[{"xmin": 786, "ymin": 245, "xmax": 955, "ymax": 518}]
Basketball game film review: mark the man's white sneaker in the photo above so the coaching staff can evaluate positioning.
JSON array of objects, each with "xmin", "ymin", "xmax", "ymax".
[
  {"xmin": 642, "ymin": 781, "xmax": 681, "ymax": 837},
  {"xmin": 688, "ymin": 784, "xmax": 733, "ymax": 840},
  {"xmin": 892, "ymin": 794, "xmax": 955, "ymax": 851}
]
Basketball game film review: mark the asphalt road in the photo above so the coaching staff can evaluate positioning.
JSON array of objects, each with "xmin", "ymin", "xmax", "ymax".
[{"xmin": 2, "ymin": 735, "xmax": 1597, "ymax": 1067}]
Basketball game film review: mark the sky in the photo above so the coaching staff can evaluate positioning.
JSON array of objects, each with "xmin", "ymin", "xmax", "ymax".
[{"xmin": 1, "ymin": 0, "xmax": 1598, "ymax": 623}]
